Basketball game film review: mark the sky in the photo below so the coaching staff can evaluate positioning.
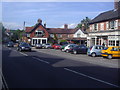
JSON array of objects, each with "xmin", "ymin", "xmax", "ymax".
[{"xmin": 2, "ymin": 1, "xmax": 114, "ymax": 30}]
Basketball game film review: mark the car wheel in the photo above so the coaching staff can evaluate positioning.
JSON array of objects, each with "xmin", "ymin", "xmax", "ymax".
[
  {"xmin": 19, "ymin": 48, "xmax": 22, "ymax": 52},
  {"xmin": 61, "ymin": 49, "xmax": 64, "ymax": 52},
  {"xmin": 73, "ymin": 50, "xmax": 77, "ymax": 54},
  {"xmin": 91, "ymin": 52, "xmax": 96, "ymax": 57},
  {"xmin": 66, "ymin": 50, "xmax": 69, "ymax": 53},
  {"xmin": 107, "ymin": 54, "xmax": 112, "ymax": 59},
  {"xmin": 17, "ymin": 48, "xmax": 19, "ymax": 51}
]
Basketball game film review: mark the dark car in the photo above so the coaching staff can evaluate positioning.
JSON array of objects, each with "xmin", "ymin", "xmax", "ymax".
[
  {"xmin": 17, "ymin": 42, "xmax": 31, "ymax": 52},
  {"xmin": 70, "ymin": 45, "xmax": 88, "ymax": 54},
  {"xmin": 7, "ymin": 42, "xmax": 14, "ymax": 47}
]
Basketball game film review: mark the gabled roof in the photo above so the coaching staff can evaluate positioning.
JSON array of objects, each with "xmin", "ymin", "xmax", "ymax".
[
  {"xmin": 89, "ymin": 4, "xmax": 120, "ymax": 24},
  {"xmin": 25, "ymin": 23, "xmax": 87, "ymax": 34}
]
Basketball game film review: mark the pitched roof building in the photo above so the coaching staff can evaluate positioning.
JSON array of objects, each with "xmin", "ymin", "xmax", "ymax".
[
  {"xmin": 22, "ymin": 19, "xmax": 88, "ymax": 45},
  {"xmin": 87, "ymin": 0, "xmax": 120, "ymax": 47}
]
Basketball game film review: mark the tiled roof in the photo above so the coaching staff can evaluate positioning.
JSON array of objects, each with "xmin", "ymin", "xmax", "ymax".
[
  {"xmin": 25, "ymin": 23, "xmax": 87, "ymax": 34},
  {"xmin": 25, "ymin": 27, "xmax": 34, "ymax": 33},
  {"xmin": 90, "ymin": 2, "xmax": 120, "ymax": 24},
  {"xmin": 47, "ymin": 28, "xmax": 78, "ymax": 34}
]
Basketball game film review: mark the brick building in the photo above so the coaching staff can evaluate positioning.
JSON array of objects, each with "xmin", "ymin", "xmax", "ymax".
[
  {"xmin": 87, "ymin": 0, "xmax": 120, "ymax": 47},
  {"xmin": 22, "ymin": 19, "xmax": 88, "ymax": 46}
]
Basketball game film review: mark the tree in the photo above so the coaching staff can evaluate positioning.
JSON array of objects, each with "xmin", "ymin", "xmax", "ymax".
[{"xmin": 76, "ymin": 17, "xmax": 91, "ymax": 30}]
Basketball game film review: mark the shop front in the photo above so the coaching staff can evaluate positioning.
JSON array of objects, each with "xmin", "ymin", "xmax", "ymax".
[{"xmin": 31, "ymin": 38, "xmax": 47, "ymax": 46}]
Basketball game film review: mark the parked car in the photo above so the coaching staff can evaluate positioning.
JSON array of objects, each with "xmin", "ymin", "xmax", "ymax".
[
  {"xmin": 87, "ymin": 45, "xmax": 106, "ymax": 57},
  {"xmin": 70, "ymin": 44, "xmax": 88, "ymax": 54},
  {"xmin": 60, "ymin": 44, "xmax": 68, "ymax": 51},
  {"xmin": 63, "ymin": 44, "xmax": 78, "ymax": 52},
  {"xmin": 17, "ymin": 42, "xmax": 31, "ymax": 52},
  {"xmin": 52, "ymin": 44, "xmax": 61, "ymax": 49},
  {"xmin": 7, "ymin": 42, "xmax": 14, "ymax": 47},
  {"xmin": 42, "ymin": 43, "xmax": 52, "ymax": 49},
  {"xmin": 35, "ymin": 44, "xmax": 42, "ymax": 49},
  {"xmin": 59, "ymin": 42, "xmax": 69, "ymax": 45},
  {"xmin": 101, "ymin": 46, "xmax": 120, "ymax": 59}
]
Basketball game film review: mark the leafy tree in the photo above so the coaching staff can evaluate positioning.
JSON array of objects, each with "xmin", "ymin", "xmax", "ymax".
[{"xmin": 76, "ymin": 17, "xmax": 91, "ymax": 30}]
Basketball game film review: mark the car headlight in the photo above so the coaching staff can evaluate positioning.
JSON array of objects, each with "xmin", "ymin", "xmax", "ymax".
[{"xmin": 22, "ymin": 47, "xmax": 25, "ymax": 49}]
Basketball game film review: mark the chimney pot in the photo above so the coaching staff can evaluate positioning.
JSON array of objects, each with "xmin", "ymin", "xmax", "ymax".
[
  {"xmin": 64, "ymin": 24, "xmax": 68, "ymax": 30},
  {"xmin": 37, "ymin": 19, "xmax": 42, "ymax": 24}
]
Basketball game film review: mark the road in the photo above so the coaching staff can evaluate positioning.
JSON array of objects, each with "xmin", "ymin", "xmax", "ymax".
[{"xmin": 2, "ymin": 45, "xmax": 120, "ymax": 88}]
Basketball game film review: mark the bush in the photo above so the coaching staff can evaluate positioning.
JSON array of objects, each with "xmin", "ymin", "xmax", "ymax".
[{"xmin": 60, "ymin": 39, "xmax": 67, "ymax": 42}]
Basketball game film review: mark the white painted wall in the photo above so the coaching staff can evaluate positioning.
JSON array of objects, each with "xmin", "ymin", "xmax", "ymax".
[{"xmin": 73, "ymin": 29, "xmax": 87, "ymax": 38}]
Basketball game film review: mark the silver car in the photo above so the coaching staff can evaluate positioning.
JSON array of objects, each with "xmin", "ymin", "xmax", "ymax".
[
  {"xmin": 35, "ymin": 44, "xmax": 42, "ymax": 49},
  {"xmin": 87, "ymin": 45, "xmax": 105, "ymax": 57},
  {"xmin": 42, "ymin": 43, "xmax": 52, "ymax": 49}
]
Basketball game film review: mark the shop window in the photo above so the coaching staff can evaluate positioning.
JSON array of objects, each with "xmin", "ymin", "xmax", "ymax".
[
  {"xmin": 42, "ymin": 39, "xmax": 46, "ymax": 44},
  {"xmin": 116, "ymin": 41, "xmax": 120, "ymax": 46}
]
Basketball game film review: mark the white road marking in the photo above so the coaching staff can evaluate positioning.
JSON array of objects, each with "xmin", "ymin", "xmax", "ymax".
[
  {"xmin": 8, "ymin": 48, "xmax": 11, "ymax": 50},
  {"xmin": 64, "ymin": 68, "xmax": 119, "ymax": 88},
  {"xmin": 0, "ymin": 69, "xmax": 9, "ymax": 89},
  {"xmin": 13, "ymin": 50, "xmax": 17, "ymax": 52},
  {"xmin": 19, "ymin": 52, "xmax": 28, "ymax": 56},
  {"xmin": 32, "ymin": 57, "xmax": 50, "ymax": 64}
]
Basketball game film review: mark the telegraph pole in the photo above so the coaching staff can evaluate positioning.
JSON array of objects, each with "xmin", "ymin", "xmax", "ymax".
[{"xmin": 23, "ymin": 21, "xmax": 25, "ymax": 30}]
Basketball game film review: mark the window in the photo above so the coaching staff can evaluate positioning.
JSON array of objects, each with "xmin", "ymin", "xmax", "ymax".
[
  {"xmin": 116, "ymin": 41, "xmax": 120, "ymax": 46},
  {"xmin": 109, "ymin": 40, "xmax": 116, "ymax": 46},
  {"xmin": 50, "ymin": 34, "xmax": 54, "ymax": 38},
  {"xmin": 58, "ymin": 34, "xmax": 62, "ymax": 38},
  {"xmin": 111, "ymin": 47, "xmax": 119, "ymax": 51},
  {"xmin": 27, "ymin": 34, "xmax": 30, "ymax": 37},
  {"xmin": 100, "ymin": 23, "xmax": 104, "ymax": 30},
  {"xmin": 77, "ymin": 33, "xmax": 81, "ymax": 37},
  {"xmin": 35, "ymin": 30, "xmax": 44, "ymax": 37},
  {"xmin": 67, "ymin": 35, "xmax": 70, "ymax": 38},
  {"xmin": 94, "ymin": 24, "xmax": 97, "ymax": 30},
  {"xmin": 109, "ymin": 21, "xmax": 115, "ymax": 29}
]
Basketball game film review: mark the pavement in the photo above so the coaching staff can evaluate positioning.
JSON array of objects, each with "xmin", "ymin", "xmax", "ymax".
[{"xmin": 32, "ymin": 48, "xmax": 119, "ymax": 69}]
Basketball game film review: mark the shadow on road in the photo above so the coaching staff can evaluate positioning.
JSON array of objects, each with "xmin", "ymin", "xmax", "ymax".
[{"xmin": 2, "ymin": 49, "xmax": 120, "ymax": 88}]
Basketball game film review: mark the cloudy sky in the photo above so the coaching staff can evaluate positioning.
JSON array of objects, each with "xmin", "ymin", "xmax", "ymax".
[{"xmin": 2, "ymin": 0, "xmax": 114, "ymax": 30}]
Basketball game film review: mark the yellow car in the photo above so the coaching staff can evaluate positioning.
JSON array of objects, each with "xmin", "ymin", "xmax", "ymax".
[{"xmin": 101, "ymin": 46, "xmax": 120, "ymax": 59}]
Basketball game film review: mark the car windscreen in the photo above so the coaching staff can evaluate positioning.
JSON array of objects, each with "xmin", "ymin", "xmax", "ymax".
[{"xmin": 21, "ymin": 43, "xmax": 30, "ymax": 47}]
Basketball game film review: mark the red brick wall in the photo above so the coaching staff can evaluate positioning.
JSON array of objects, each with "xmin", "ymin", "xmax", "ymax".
[{"xmin": 30, "ymin": 25, "xmax": 49, "ymax": 38}]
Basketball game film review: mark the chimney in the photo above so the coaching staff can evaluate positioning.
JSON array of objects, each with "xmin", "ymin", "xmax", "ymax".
[
  {"xmin": 44, "ymin": 22, "xmax": 46, "ymax": 28},
  {"xmin": 37, "ymin": 19, "xmax": 42, "ymax": 24},
  {"xmin": 114, "ymin": 0, "xmax": 120, "ymax": 10},
  {"xmin": 81, "ymin": 24, "xmax": 85, "ymax": 31},
  {"xmin": 64, "ymin": 24, "xmax": 68, "ymax": 30}
]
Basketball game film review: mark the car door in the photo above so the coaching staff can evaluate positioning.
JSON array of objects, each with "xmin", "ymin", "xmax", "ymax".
[
  {"xmin": 110, "ymin": 47, "xmax": 120, "ymax": 57},
  {"xmin": 94, "ymin": 46, "xmax": 101, "ymax": 55}
]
